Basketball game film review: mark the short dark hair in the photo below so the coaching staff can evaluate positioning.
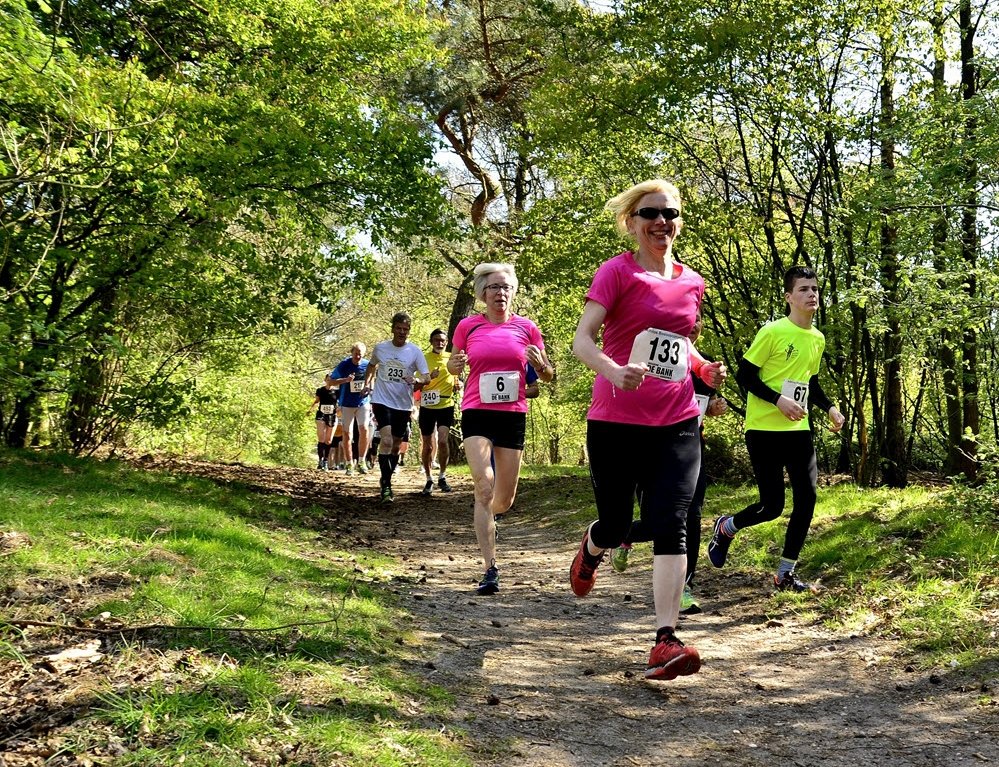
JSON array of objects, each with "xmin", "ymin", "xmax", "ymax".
[
  {"xmin": 783, "ymin": 265, "xmax": 817, "ymax": 293},
  {"xmin": 430, "ymin": 328, "xmax": 446, "ymax": 341},
  {"xmin": 391, "ymin": 311, "xmax": 412, "ymax": 327}
]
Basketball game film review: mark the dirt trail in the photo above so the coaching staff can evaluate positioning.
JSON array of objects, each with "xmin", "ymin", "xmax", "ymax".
[{"xmin": 191, "ymin": 459, "xmax": 998, "ymax": 767}]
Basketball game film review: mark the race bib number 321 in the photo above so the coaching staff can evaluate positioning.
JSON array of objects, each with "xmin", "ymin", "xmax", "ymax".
[{"xmin": 629, "ymin": 328, "xmax": 689, "ymax": 381}]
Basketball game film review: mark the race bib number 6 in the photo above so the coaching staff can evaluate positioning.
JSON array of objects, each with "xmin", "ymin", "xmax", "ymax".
[
  {"xmin": 629, "ymin": 328, "xmax": 689, "ymax": 382},
  {"xmin": 781, "ymin": 378, "xmax": 809, "ymax": 408},
  {"xmin": 379, "ymin": 360, "xmax": 407, "ymax": 383},
  {"xmin": 479, "ymin": 371, "xmax": 521, "ymax": 404}
]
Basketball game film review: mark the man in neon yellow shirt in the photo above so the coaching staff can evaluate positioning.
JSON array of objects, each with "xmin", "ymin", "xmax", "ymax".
[
  {"xmin": 417, "ymin": 328, "xmax": 460, "ymax": 495},
  {"xmin": 708, "ymin": 266, "xmax": 845, "ymax": 592}
]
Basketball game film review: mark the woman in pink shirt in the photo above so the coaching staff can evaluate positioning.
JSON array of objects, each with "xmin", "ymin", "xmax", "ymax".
[
  {"xmin": 448, "ymin": 263, "xmax": 553, "ymax": 595},
  {"xmin": 570, "ymin": 180, "xmax": 726, "ymax": 680}
]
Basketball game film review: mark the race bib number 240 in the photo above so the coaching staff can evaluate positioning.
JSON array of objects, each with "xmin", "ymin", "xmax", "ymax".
[{"xmin": 781, "ymin": 378, "xmax": 809, "ymax": 408}]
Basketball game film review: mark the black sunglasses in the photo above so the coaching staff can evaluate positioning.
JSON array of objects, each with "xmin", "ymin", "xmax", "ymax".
[{"xmin": 631, "ymin": 207, "xmax": 681, "ymax": 221}]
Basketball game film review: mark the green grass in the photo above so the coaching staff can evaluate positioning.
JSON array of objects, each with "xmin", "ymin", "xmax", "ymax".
[
  {"xmin": 513, "ymin": 465, "xmax": 999, "ymax": 668},
  {"xmin": 0, "ymin": 449, "xmax": 470, "ymax": 767}
]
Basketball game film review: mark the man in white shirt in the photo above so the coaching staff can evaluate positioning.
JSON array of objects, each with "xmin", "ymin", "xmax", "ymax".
[{"xmin": 365, "ymin": 312, "xmax": 430, "ymax": 503}]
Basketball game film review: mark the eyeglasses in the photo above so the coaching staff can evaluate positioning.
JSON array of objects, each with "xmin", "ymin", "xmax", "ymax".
[
  {"xmin": 631, "ymin": 207, "xmax": 681, "ymax": 221},
  {"xmin": 485, "ymin": 284, "xmax": 515, "ymax": 293}
]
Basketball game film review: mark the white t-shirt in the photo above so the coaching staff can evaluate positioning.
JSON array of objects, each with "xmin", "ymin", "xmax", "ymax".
[{"xmin": 368, "ymin": 340, "xmax": 429, "ymax": 411}]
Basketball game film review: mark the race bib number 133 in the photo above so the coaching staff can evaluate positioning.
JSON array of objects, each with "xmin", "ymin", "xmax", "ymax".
[{"xmin": 629, "ymin": 328, "xmax": 689, "ymax": 381}]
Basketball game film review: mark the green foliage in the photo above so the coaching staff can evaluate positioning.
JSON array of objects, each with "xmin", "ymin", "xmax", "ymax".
[
  {"xmin": 0, "ymin": 0, "xmax": 447, "ymax": 451},
  {"xmin": 517, "ymin": 0, "xmax": 999, "ymax": 485},
  {"xmin": 5, "ymin": 0, "xmax": 999, "ymax": 481},
  {"xmin": 128, "ymin": 323, "xmax": 320, "ymax": 465}
]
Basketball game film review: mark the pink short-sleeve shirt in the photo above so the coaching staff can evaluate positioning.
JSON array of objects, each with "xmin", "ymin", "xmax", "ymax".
[
  {"xmin": 585, "ymin": 251, "xmax": 704, "ymax": 427},
  {"xmin": 452, "ymin": 314, "xmax": 544, "ymax": 414}
]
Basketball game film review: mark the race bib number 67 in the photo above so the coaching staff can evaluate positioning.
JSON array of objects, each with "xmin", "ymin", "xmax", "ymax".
[
  {"xmin": 781, "ymin": 378, "xmax": 809, "ymax": 408},
  {"xmin": 629, "ymin": 328, "xmax": 689, "ymax": 382}
]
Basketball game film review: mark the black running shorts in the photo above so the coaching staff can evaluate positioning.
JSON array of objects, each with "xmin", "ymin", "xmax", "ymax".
[{"xmin": 460, "ymin": 408, "xmax": 526, "ymax": 451}]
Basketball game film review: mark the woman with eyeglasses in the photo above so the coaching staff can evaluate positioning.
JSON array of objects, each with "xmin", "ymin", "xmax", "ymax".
[
  {"xmin": 447, "ymin": 263, "xmax": 553, "ymax": 595},
  {"xmin": 569, "ymin": 180, "xmax": 726, "ymax": 680}
]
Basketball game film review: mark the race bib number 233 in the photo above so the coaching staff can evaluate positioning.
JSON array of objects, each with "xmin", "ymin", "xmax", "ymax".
[{"xmin": 379, "ymin": 360, "xmax": 407, "ymax": 383}]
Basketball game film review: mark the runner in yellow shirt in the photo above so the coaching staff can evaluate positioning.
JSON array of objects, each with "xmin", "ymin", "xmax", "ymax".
[
  {"xmin": 707, "ymin": 265, "xmax": 845, "ymax": 592},
  {"xmin": 417, "ymin": 328, "xmax": 460, "ymax": 494}
]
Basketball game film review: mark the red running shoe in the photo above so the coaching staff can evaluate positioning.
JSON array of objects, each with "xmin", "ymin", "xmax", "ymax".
[
  {"xmin": 569, "ymin": 526, "xmax": 604, "ymax": 597},
  {"xmin": 645, "ymin": 634, "xmax": 701, "ymax": 680}
]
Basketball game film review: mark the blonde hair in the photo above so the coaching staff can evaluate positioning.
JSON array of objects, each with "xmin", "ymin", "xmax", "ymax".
[
  {"xmin": 605, "ymin": 180, "xmax": 683, "ymax": 237},
  {"xmin": 472, "ymin": 263, "xmax": 518, "ymax": 302},
  {"xmin": 351, "ymin": 342, "xmax": 366, "ymax": 355}
]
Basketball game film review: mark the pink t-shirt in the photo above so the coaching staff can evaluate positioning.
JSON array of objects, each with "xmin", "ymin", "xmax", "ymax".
[
  {"xmin": 452, "ymin": 313, "xmax": 545, "ymax": 414},
  {"xmin": 585, "ymin": 251, "xmax": 704, "ymax": 427}
]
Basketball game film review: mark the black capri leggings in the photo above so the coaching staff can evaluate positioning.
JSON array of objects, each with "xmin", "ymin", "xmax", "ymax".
[{"xmin": 586, "ymin": 417, "xmax": 701, "ymax": 556}]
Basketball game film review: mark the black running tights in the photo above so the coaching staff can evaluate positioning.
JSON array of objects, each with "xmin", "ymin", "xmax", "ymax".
[{"xmin": 732, "ymin": 429, "xmax": 817, "ymax": 561}]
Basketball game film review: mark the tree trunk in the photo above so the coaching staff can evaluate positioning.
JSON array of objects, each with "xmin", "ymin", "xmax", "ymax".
[
  {"xmin": 930, "ymin": 10, "xmax": 965, "ymax": 475},
  {"xmin": 878, "ymin": 43, "xmax": 908, "ymax": 488},
  {"xmin": 65, "ymin": 289, "xmax": 118, "ymax": 452},
  {"xmin": 446, "ymin": 270, "xmax": 477, "ymax": 346},
  {"xmin": 954, "ymin": 0, "xmax": 980, "ymax": 480}
]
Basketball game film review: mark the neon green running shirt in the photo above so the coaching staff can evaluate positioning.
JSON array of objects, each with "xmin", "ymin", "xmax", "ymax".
[{"xmin": 743, "ymin": 317, "xmax": 825, "ymax": 432}]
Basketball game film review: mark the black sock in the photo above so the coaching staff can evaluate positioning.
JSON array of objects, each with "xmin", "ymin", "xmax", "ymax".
[
  {"xmin": 656, "ymin": 626, "xmax": 676, "ymax": 643},
  {"xmin": 389, "ymin": 453, "xmax": 399, "ymax": 472},
  {"xmin": 379, "ymin": 454, "xmax": 392, "ymax": 484},
  {"xmin": 317, "ymin": 442, "xmax": 325, "ymax": 460}
]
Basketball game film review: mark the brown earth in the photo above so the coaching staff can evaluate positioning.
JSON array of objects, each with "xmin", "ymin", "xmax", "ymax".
[{"xmin": 2, "ymin": 458, "xmax": 997, "ymax": 766}]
